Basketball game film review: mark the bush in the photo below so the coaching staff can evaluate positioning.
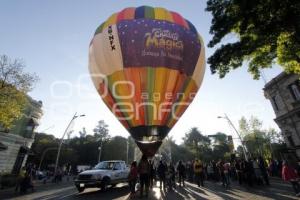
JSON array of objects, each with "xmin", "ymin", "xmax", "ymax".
[{"xmin": 0, "ymin": 174, "xmax": 17, "ymax": 189}]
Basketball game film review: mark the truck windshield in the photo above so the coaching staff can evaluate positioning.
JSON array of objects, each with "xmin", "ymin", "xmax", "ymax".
[{"xmin": 94, "ymin": 162, "xmax": 115, "ymax": 170}]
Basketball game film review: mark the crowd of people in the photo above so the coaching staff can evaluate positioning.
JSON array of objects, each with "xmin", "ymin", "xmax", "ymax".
[
  {"xmin": 13, "ymin": 156, "xmax": 300, "ymax": 198},
  {"xmin": 14, "ymin": 163, "xmax": 71, "ymax": 194},
  {"xmin": 128, "ymin": 155, "xmax": 300, "ymax": 198}
]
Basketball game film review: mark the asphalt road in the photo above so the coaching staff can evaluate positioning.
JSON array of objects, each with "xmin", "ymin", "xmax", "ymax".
[{"xmin": 1, "ymin": 178, "xmax": 299, "ymax": 200}]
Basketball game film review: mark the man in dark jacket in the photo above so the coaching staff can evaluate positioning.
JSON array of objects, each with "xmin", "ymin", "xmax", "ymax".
[
  {"xmin": 157, "ymin": 160, "xmax": 167, "ymax": 190},
  {"xmin": 138, "ymin": 155, "xmax": 150, "ymax": 198},
  {"xmin": 177, "ymin": 160, "xmax": 186, "ymax": 186},
  {"xmin": 258, "ymin": 157, "xmax": 270, "ymax": 185}
]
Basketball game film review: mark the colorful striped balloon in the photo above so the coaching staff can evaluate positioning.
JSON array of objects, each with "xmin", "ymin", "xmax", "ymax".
[{"xmin": 89, "ymin": 6, "xmax": 205, "ymax": 157}]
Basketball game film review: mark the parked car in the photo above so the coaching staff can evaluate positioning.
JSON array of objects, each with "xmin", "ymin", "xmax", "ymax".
[
  {"xmin": 74, "ymin": 160, "xmax": 129, "ymax": 192},
  {"xmin": 36, "ymin": 170, "xmax": 46, "ymax": 180}
]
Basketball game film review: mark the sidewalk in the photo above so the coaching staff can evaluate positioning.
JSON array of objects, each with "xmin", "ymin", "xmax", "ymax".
[{"xmin": 0, "ymin": 177, "xmax": 73, "ymax": 200}]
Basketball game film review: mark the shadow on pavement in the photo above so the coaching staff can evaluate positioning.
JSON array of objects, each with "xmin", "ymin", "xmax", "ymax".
[
  {"xmin": 74, "ymin": 185, "xmax": 129, "ymax": 199},
  {"xmin": 2, "ymin": 178, "xmax": 298, "ymax": 200}
]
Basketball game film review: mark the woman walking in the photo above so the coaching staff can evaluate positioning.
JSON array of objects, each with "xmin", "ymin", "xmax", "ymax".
[
  {"xmin": 128, "ymin": 161, "xmax": 138, "ymax": 197},
  {"xmin": 282, "ymin": 161, "xmax": 300, "ymax": 197}
]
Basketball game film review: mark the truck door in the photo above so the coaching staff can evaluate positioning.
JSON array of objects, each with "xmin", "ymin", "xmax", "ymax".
[
  {"xmin": 120, "ymin": 162, "xmax": 128, "ymax": 179},
  {"xmin": 113, "ymin": 162, "xmax": 122, "ymax": 180}
]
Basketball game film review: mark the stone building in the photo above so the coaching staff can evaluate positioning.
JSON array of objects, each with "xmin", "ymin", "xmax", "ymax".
[
  {"xmin": 264, "ymin": 72, "xmax": 300, "ymax": 160},
  {"xmin": 0, "ymin": 96, "xmax": 43, "ymax": 174}
]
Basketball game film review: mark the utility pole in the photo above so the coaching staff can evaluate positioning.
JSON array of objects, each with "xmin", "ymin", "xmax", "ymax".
[
  {"xmin": 54, "ymin": 112, "xmax": 85, "ymax": 178},
  {"xmin": 218, "ymin": 114, "xmax": 249, "ymax": 161},
  {"xmin": 98, "ymin": 139, "xmax": 103, "ymax": 163}
]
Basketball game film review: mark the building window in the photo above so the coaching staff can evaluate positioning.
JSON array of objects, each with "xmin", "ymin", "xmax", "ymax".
[
  {"xmin": 272, "ymin": 96, "xmax": 279, "ymax": 111},
  {"xmin": 287, "ymin": 135, "xmax": 295, "ymax": 147},
  {"xmin": 289, "ymin": 81, "xmax": 300, "ymax": 101}
]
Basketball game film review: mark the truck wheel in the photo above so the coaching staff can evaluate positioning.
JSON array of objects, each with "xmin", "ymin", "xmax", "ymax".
[
  {"xmin": 77, "ymin": 187, "xmax": 85, "ymax": 193},
  {"xmin": 101, "ymin": 178, "xmax": 109, "ymax": 191}
]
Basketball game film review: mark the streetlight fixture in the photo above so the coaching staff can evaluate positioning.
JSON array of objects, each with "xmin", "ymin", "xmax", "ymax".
[
  {"xmin": 54, "ymin": 112, "xmax": 85, "ymax": 177},
  {"xmin": 217, "ymin": 113, "xmax": 249, "ymax": 161}
]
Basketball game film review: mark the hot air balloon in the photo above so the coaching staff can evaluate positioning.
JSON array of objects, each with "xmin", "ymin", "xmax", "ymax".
[{"xmin": 89, "ymin": 6, "xmax": 205, "ymax": 157}]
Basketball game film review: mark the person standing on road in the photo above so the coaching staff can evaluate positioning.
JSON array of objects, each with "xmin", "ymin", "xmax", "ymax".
[
  {"xmin": 177, "ymin": 160, "xmax": 186, "ymax": 186},
  {"xmin": 258, "ymin": 157, "xmax": 270, "ymax": 185},
  {"xmin": 223, "ymin": 162, "xmax": 230, "ymax": 188},
  {"xmin": 253, "ymin": 158, "xmax": 263, "ymax": 185},
  {"xmin": 282, "ymin": 161, "xmax": 300, "ymax": 197},
  {"xmin": 149, "ymin": 160, "xmax": 155, "ymax": 189},
  {"xmin": 157, "ymin": 160, "xmax": 167, "ymax": 190},
  {"xmin": 186, "ymin": 161, "xmax": 194, "ymax": 182},
  {"xmin": 138, "ymin": 155, "xmax": 150, "ymax": 198},
  {"xmin": 194, "ymin": 159, "xmax": 204, "ymax": 187},
  {"xmin": 166, "ymin": 163, "xmax": 176, "ymax": 191},
  {"xmin": 218, "ymin": 160, "xmax": 226, "ymax": 187},
  {"xmin": 245, "ymin": 159, "xmax": 254, "ymax": 187},
  {"xmin": 235, "ymin": 160, "xmax": 243, "ymax": 185},
  {"xmin": 128, "ymin": 161, "xmax": 138, "ymax": 196},
  {"xmin": 207, "ymin": 162, "xmax": 214, "ymax": 181}
]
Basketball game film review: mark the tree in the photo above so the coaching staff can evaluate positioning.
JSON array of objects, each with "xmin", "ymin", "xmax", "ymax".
[
  {"xmin": 102, "ymin": 136, "xmax": 127, "ymax": 161},
  {"xmin": 127, "ymin": 136, "xmax": 138, "ymax": 164},
  {"xmin": 93, "ymin": 120, "xmax": 110, "ymax": 141},
  {"xmin": 28, "ymin": 133, "xmax": 59, "ymax": 169},
  {"xmin": 238, "ymin": 116, "xmax": 283, "ymax": 159},
  {"xmin": 182, "ymin": 127, "xmax": 211, "ymax": 161},
  {"xmin": 0, "ymin": 55, "xmax": 38, "ymax": 129},
  {"xmin": 183, "ymin": 128, "xmax": 210, "ymax": 148},
  {"xmin": 213, "ymin": 132, "xmax": 228, "ymax": 145},
  {"xmin": 209, "ymin": 132, "xmax": 232, "ymax": 161},
  {"xmin": 159, "ymin": 137, "xmax": 194, "ymax": 164},
  {"xmin": 266, "ymin": 128, "xmax": 284, "ymax": 144},
  {"xmin": 206, "ymin": 0, "xmax": 300, "ymax": 79},
  {"xmin": 79, "ymin": 127, "xmax": 87, "ymax": 138}
]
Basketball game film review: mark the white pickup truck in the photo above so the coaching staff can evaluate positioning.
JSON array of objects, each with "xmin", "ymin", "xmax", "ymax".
[{"xmin": 74, "ymin": 160, "xmax": 130, "ymax": 192}]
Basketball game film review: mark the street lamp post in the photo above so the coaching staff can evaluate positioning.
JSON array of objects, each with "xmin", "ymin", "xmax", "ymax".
[
  {"xmin": 98, "ymin": 145, "xmax": 102, "ymax": 163},
  {"xmin": 218, "ymin": 113, "xmax": 249, "ymax": 161},
  {"xmin": 54, "ymin": 112, "xmax": 85, "ymax": 177},
  {"xmin": 97, "ymin": 137, "xmax": 104, "ymax": 163}
]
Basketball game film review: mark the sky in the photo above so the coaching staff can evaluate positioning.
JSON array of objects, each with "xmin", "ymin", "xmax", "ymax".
[{"xmin": 0, "ymin": 0, "xmax": 282, "ymax": 147}]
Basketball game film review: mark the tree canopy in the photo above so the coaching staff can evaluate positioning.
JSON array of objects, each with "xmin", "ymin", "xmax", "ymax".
[
  {"xmin": 206, "ymin": 0, "xmax": 300, "ymax": 79},
  {"xmin": 238, "ymin": 116, "xmax": 285, "ymax": 159},
  {"xmin": 0, "ymin": 55, "xmax": 38, "ymax": 129}
]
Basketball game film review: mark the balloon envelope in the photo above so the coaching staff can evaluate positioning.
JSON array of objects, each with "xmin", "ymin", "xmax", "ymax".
[{"xmin": 89, "ymin": 6, "xmax": 205, "ymax": 157}]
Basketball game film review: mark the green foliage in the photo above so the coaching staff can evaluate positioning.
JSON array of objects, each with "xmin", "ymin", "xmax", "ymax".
[
  {"xmin": 0, "ymin": 86, "xmax": 27, "ymax": 129},
  {"xmin": 238, "ymin": 116, "xmax": 283, "ymax": 159},
  {"xmin": 183, "ymin": 127, "xmax": 210, "ymax": 148},
  {"xmin": 277, "ymin": 32, "xmax": 300, "ymax": 73},
  {"xmin": 29, "ymin": 120, "xmax": 138, "ymax": 169},
  {"xmin": 0, "ymin": 55, "xmax": 38, "ymax": 129},
  {"xmin": 28, "ymin": 133, "xmax": 60, "ymax": 169},
  {"xmin": 206, "ymin": 0, "xmax": 300, "ymax": 79},
  {"xmin": 93, "ymin": 120, "xmax": 110, "ymax": 141},
  {"xmin": 182, "ymin": 128, "xmax": 232, "ymax": 162},
  {"xmin": 29, "ymin": 121, "xmax": 284, "ymax": 169},
  {"xmin": 101, "ymin": 136, "xmax": 127, "ymax": 161}
]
